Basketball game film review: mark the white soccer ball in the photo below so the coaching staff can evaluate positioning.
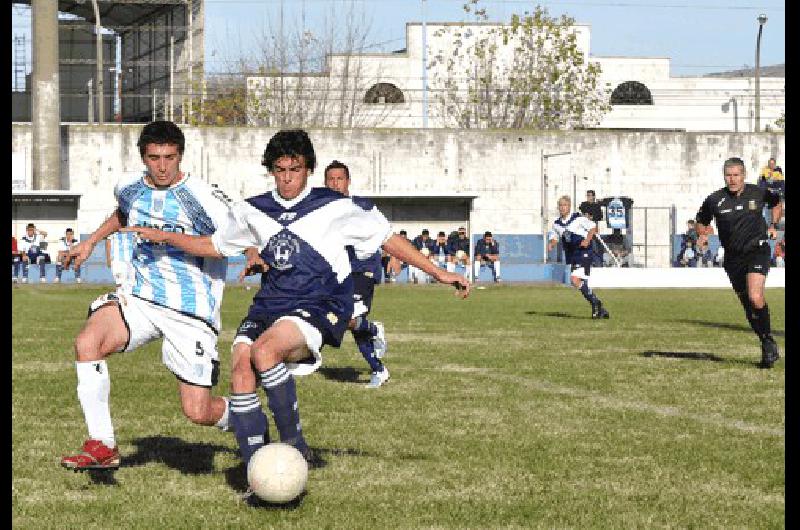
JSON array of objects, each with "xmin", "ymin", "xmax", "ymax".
[
  {"xmin": 247, "ymin": 443, "xmax": 309, "ymax": 503},
  {"xmin": 420, "ymin": 247, "xmax": 431, "ymax": 256}
]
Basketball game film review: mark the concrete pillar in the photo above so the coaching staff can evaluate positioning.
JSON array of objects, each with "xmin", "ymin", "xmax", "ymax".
[{"xmin": 31, "ymin": 0, "xmax": 61, "ymax": 190}]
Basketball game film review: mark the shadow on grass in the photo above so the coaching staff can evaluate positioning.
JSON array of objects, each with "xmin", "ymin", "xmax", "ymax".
[
  {"xmin": 524, "ymin": 310, "xmax": 587, "ymax": 319},
  {"xmin": 317, "ymin": 366, "xmax": 363, "ymax": 383},
  {"xmin": 124, "ymin": 436, "xmax": 235, "ymax": 475},
  {"xmin": 673, "ymin": 319, "xmax": 784, "ymax": 338},
  {"xmin": 642, "ymin": 350, "xmax": 761, "ymax": 367},
  {"xmin": 84, "ymin": 469, "xmax": 120, "ymax": 486}
]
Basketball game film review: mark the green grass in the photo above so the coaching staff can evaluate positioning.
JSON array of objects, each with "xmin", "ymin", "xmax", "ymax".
[{"xmin": 12, "ymin": 283, "xmax": 784, "ymax": 529}]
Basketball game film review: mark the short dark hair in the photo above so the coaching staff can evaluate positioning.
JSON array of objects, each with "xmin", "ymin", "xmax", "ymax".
[
  {"xmin": 262, "ymin": 129, "xmax": 316, "ymax": 172},
  {"xmin": 399, "ymin": 230, "xmax": 407, "ymax": 236},
  {"xmin": 723, "ymin": 157, "xmax": 746, "ymax": 174},
  {"xmin": 137, "ymin": 120, "xmax": 185, "ymax": 157},
  {"xmin": 66, "ymin": 228, "xmax": 73, "ymax": 232},
  {"xmin": 26, "ymin": 223, "xmax": 35, "ymax": 229},
  {"xmin": 484, "ymin": 231, "xmax": 492, "ymax": 237},
  {"xmin": 437, "ymin": 231, "xmax": 446, "ymax": 237},
  {"xmin": 587, "ymin": 190, "xmax": 596, "ymax": 196},
  {"xmin": 324, "ymin": 160, "xmax": 350, "ymax": 179},
  {"xmin": 421, "ymin": 229, "xmax": 429, "ymax": 235}
]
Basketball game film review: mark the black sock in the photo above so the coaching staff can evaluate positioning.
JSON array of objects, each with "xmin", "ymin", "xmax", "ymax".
[
  {"xmin": 229, "ymin": 392, "xmax": 269, "ymax": 467},
  {"xmin": 261, "ymin": 363, "xmax": 309, "ymax": 453},
  {"xmin": 751, "ymin": 304, "xmax": 772, "ymax": 340}
]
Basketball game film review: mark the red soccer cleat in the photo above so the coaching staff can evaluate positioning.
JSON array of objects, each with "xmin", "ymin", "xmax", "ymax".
[{"xmin": 60, "ymin": 439, "xmax": 120, "ymax": 471}]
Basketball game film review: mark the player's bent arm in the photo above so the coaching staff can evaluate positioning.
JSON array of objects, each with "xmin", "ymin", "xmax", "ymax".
[
  {"xmin": 120, "ymin": 227, "xmax": 223, "ymax": 258},
  {"xmin": 70, "ymin": 210, "xmax": 125, "ymax": 267},
  {"xmin": 383, "ymin": 234, "xmax": 469, "ymax": 292}
]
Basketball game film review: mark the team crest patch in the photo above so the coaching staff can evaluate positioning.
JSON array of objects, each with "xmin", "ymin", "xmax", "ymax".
[
  {"xmin": 326, "ymin": 312, "xmax": 338, "ymax": 325},
  {"xmin": 748, "ymin": 200, "xmax": 757, "ymax": 211},
  {"xmin": 267, "ymin": 232, "xmax": 301, "ymax": 270}
]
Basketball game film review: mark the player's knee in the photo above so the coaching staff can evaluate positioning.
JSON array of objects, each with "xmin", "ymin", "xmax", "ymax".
[
  {"xmin": 74, "ymin": 330, "xmax": 102, "ymax": 360},
  {"xmin": 231, "ymin": 346, "xmax": 258, "ymax": 392},
  {"xmin": 749, "ymin": 291, "xmax": 766, "ymax": 309}
]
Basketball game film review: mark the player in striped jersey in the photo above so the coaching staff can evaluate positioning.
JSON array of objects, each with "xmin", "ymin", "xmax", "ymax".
[
  {"xmin": 105, "ymin": 230, "xmax": 136, "ymax": 292},
  {"xmin": 324, "ymin": 160, "xmax": 390, "ymax": 388},
  {"xmin": 60, "ymin": 121, "xmax": 233, "ymax": 471},
  {"xmin": 547, "ymin": 195, "xmax": 610, "ymax": 319},
  {"xmin": 123, "ymin": 130, "xmax": 471, "ymax": 493}
]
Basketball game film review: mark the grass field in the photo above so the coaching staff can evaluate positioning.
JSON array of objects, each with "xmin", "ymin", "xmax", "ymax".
[{"xmin": 12, "ymin": 283, "xmax": 784, "ymax": 529}]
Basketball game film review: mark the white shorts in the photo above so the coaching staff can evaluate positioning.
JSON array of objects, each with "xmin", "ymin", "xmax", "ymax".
[
  {"xmin": 90, "ymin": 292, "xmax": 220, "ymax": 387},
  {"xmin": 231, "ymin": 315, "xmax": 323, "ymax": 377}
]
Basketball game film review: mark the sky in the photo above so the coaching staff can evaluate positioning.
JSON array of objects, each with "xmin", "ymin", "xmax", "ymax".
[{"xmin": 11, "ymin": 0, "xmax": 785, "ymax": 85}]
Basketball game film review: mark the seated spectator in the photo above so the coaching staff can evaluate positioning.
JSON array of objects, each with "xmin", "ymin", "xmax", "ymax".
[
  {"xmin": 448, "ymin": 226, "xmax": 471, "ymax": 280},
  {"xmin": 54, "ymin": 228, "xmax": 82, "ymax": 283},
  {"xmin": 384, "ymin": 229, "xmax": 409, "ymax": 282},
  {"xmin": 601, "ymin": 231, "xmax": 632, "ymax": 267},
  {"xmin": 17, "ymin": 223, "xmax": 49, "ymax": 283},
  {"xmin": 12, "ymin": 235, "xmax": 22, "ymax": 282},
  {"xmin": 774, "ymin": 237, "xmax": 785, "ymax": 267},
  {"xmin": 676, "ymin": 239, "xmax": 697, "ymax": 267},
  {"xmin": 696, "ymin": 238, "xmax": 714, "ymax": 267},
  {"xmin": 682, "ymin": 220, "xmax": 698, "ymax": 247},
  {"xmin": 431, "ymin": 231, "xmax": 454, "ymax": 272},
  {"xmin": 474, "ymin": 231, "xmax": 501, "ymax": 282},
  {"xmin": 410, "ymin": 229, "xmax": 436, "ymax": 284}
]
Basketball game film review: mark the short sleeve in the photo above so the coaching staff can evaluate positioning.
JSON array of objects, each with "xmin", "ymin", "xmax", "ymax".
[
  {"xmin": 211, "ymin": 201, "xmax": 266, "ymax": 257},
  {"xmin": 339, "ymin": 201, "xmax": 392, "ymax": 260}
]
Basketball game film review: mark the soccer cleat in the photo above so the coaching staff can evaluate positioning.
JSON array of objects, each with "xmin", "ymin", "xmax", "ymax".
[
  {"xmin": 53, "ymin": 277, "xmax": 60, "ymax": 283},
  {"xmin": 76, "ymin": 278, "xmax": 83, "ymax": 284},
  {"xmin": 372, "ymin": 321, "xmax": 388, "ymax": 359},
  {"xmin": 60, "ymin": 439, "xmax": 120, "ymax": 471},
  {"xmin": 299, "ymin": 446, "xmax": 327, "ymax": 469},
  {"xmin": 12, "ymin": 277, "xmax": 18, "ymax": 284},
  {"xmin": 22, "ymin": 277, "xmax": 28, "ymax": 284},
  {"xmin": 591, "ymin": 303, "xmax": 610, "ymax": 319},
  {"xmin": 367, "ymin": 367, "xmax": 390, "ymax": 388},
  {"xmin": 759, "ymin": 336, "xmax": 780, "ymax": 369},
  {"xmin": 39, "ymin": 277, "xmax": 47, "ymax": 283}
]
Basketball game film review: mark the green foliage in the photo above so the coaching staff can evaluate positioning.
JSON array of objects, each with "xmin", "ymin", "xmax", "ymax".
[
  {"xmin": 429, "ymin": 2, "xmax": 610, "ymax": 129},
  {"xmin": 775, "ymin": 111, "xmax": 785, "ymax": 131},
  {"xmin": 12, "ymin": 284, "xmax": 784, "ymax": 527}
]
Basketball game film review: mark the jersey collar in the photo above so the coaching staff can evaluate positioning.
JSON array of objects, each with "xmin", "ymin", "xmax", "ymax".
[{"xmin": 271, "ymin": 185, "xmax": 312, "ymax": 209}]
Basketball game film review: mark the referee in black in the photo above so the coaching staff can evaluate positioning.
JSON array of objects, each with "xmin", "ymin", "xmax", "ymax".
[{"xmin": 695, "ymin": 157, "xmax": 783, "ymax": 368}]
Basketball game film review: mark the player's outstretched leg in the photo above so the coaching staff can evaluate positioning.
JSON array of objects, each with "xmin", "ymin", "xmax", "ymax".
[{"xmin": 353, "ymin": 327, "xmax": 389, "ymax": 388}]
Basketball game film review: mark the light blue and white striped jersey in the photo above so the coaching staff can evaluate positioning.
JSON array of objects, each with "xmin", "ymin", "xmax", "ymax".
[
  {"xmin": 115, "ymin": 172, "xmax": 232, "ymax": 331},
  {"xmin": 108, "ymin": 231, "xmax": 135, "ymax": 263}
]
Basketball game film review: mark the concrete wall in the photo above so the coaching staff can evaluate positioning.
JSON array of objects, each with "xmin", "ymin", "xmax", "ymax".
[{"xmin": 10, "ymin": 123, "xmax": 784, "ymax": 267}]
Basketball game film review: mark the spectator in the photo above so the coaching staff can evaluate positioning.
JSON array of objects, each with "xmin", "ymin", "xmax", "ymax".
[
  {"xmin": 474, "ymin": 231, "xmax": 501, "ymax": 282},
  {"xmin": 713, "ymin": 246, "xmax": 725, "ymax": 267},
  {"xmin": 759, "ymin": 157, "xmax": 785, "ymax": 201},
  {"xmin": 17, "ymin": 223, "xmax": 49, "ymax": 283},
  {"xmin": 384, "ymin": 229, "xmax": 408, "ymax": 283},
  {"xmin": 448, "ymin": 226, "xmax": 471, "ymax": 280},
  {"xmin": 676, "ymin": 239, "xmax": 697, "ymax": 267},
  {"xmin": 431, "ymin": 231, "xmax": 453, "ymax": 272},
  {"xmin": 579, "ymin": 191, "xmax": 605, "ymax": 266},
  {"xmin": 54, "ymin": 228, "xmax": 82, "ymax": 283},
  {"xmin": 683, "ymin": 220, "xmax": 698, "ymax": 246},
  {"xmin": 12, "ymin": 235, "xmax": 22, "ymax": 282},
  {"xmin": 696, "ymin": 237, "xmax": 714, "ymax": 267},
  {"xmin": 410, "ymin": 229, "xmax": 435, "ymax": 284},
  {"xmin": 601, "ymin": 230, "xmax": 632, "ymax": 267},
  {"xmin": 774, "ymin": 237, "xmax": 785, "ymax": 267}
]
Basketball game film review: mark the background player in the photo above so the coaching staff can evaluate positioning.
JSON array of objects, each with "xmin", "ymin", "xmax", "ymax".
[
  {"xmin": 547, "ymin": 196, "xmax": 609, "ymax": 319},
  {"xmin": 54, "ymin": 228, "xmax": 81, "ymax": 283},
  {"xmin": 474, "ymin": 231, "xmax": 501, "ymax": 282},
  {"xmin": 324, "ymin": 160, "xmax": 390, "ymax": 388},
  {"xmin": 123, "ymin": 129, "xmax": 471, "ymax": 489},
  {"xmin": 17, "ymin": 223, "xmax": 49, "ymax": 283},
  {"xmin": 695, "ymin": 157, "xmax": 783, "ymax": 368},
  {"xmin": 60, "ymin": 121, "xmax": 232, "ymax": 471}
]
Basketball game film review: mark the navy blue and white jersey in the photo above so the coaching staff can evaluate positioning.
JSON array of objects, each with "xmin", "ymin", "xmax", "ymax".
[
  {"xmin": 449, "ymin": 237, "xmax": 470, "ymax": 256},
  {"xmin": 475, "ymin": 239, "xmax": 499, "ymax": 257},
  {"xmin": 548, "ymin": 213, "xmax": 596, "ymax": 264},
  {"xmin": 211, "ymin": 186, "xmax": 392, "ymax": 323},
  {"xmin": 348, "ymin": 196, "xmax": 384, "ymax": 280},
  {"xmin": 431, "ymin": 240, "xmax": 452, "ymax": 263},
  {"xmin": 108, "ymin": 231, "xmax": 136, "ymax": 263},
  {"xmin": 19, "ymin": 233, "xmax": 47, "ymax": 255},
  {"xmin": 412, "ymin": 236, "xmax": 436, "ymax": 254},
  {"xmin": 115, "ymin": 172, "xmax": 231, "ymax": 330},
  {"xmin": 56, "ymin": 236, "xmax": 79, "ymax": 253}
]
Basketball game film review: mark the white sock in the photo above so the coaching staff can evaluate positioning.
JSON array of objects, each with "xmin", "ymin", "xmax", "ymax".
[
  {"xmin": 446, "ymin": 262, "xmax": 455, "ymax": 273},
  {"xmin": 474, "ymin": 262, "xmax": 481, "ymax": 280},
  {"xmin": 494, "ymin": 262, "xmax": 501, "ymax": 279},
  {"xmin": 76, "ymin": 360, "xmax": 115, "ymax": 448},
  {"xmin": 215, "ymin": 396, "xmax": 231, "ymax": 431}
]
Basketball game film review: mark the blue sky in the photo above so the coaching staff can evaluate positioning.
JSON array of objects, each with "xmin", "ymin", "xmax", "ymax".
[{"xmin": 12, "ymin": 0, "xmax": 785, "ymax": 81}]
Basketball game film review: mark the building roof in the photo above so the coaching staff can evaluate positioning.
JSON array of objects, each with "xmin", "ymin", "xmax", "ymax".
[
  {"xmin": 16, "ymin": 1, "xmax": 185, "ymax": 32},
  {"xmin": 704, "ymin": 63, "xmax": 785, "ymax": 78}
]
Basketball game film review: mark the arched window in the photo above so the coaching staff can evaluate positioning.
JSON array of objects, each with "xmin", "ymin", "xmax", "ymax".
[
  {"xmin": 610, "ymin": 81, "xmax": 653, "ymax": 105},
  {"xmin": 364, "ymin": 83, "xmax": 405, "ymax": 104}
]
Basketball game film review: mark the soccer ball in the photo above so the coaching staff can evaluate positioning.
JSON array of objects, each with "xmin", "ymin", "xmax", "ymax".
[{"xmin": 247, "ymin": 443, "xmax": 309, "ymax": 503}]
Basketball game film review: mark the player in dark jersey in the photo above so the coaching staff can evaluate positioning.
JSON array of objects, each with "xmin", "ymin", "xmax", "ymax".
[
  {"xmin": 324, "ymin": 160, "xmax": 390, "ymax": 388},
  {"xmin": 547, "ymin": 196, "xmax": 609, "ymax": 319},
  {"xmin": 125, "ymin": 130, "xmax": 471, "ymax": 499},
  {"xmin": 695, "ymin": 157, "xmax": 783, "ymax": 368}
]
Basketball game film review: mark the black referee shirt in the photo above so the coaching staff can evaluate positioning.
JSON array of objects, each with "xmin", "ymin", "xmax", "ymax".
[{"xmin": 695, "ymin": 183, "xmax": 780, "ymax": 254}]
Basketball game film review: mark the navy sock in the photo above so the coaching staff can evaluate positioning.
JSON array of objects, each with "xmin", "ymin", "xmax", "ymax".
[
  {"xmin": 261, "ymin": 363, "xmax": 308, "ymax": 453},
  {"xmin": 229, "ymin": 392, "xmax": 269, "ymax": 467},
  {"xmin": 354, "ymin": 330, "xmax": 383, "ymax": 373},
  {"xmin": 353, "ymin": 316, "xmax": 377, "ymax": 337},
  {"xmin": 579, "ymin": 281, "xmax": 600, "ymax": 305},
  {"xmin": 751, "ymin": 304, "xmax": 772, "ymax": 340},
  {"xmin": 56, "ymin": 264, "xmax": 63, "ymax": 279}
]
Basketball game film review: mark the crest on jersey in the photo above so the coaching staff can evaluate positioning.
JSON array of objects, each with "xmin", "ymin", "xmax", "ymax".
[{"xmin": 267, "ymin": 232, "xmax": 301, "ymax": 270}]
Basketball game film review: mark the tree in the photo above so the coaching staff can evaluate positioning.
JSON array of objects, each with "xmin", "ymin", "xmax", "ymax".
[{"xmin": 427, "ymin": 1, "xmax": 610, "ymax": 129}]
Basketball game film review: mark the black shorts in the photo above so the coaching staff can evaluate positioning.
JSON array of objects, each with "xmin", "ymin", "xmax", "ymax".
[
  {"xmin": 236, "ymin": 306, "xmax": 349, "ymax": 349},
  {"xmin": 723, "ymin": 244, "xmax": 771, "ymax": 293},
  {"xmin": 352, "ymin": 272, "xmax": 376, "ymax": 317},
  {"xmin": 568, "ymin": 250, "xmax": 593, "ymax": 279}
]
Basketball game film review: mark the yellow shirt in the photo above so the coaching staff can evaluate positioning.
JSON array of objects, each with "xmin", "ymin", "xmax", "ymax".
[{"xmin": 760, "ymin": 166, "xmax": 784, "ymax": 181}]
